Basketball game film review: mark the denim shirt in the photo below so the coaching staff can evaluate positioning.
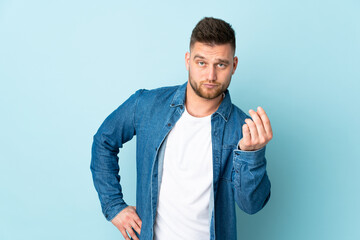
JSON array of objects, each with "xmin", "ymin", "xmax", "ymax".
[{"xmin": 91, "ymin": 82, "xmax": 271, "ymax": 240}]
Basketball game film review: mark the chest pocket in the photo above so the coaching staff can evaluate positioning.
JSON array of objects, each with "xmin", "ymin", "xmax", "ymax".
[{"xmin": 220, "ymin": 144, "xmax": 237, "ymax": 181}]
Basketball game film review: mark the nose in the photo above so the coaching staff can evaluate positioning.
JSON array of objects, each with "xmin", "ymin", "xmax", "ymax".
[{"xmin": 207, "ymin": 65, "xmax": 217, "ymax": 81}]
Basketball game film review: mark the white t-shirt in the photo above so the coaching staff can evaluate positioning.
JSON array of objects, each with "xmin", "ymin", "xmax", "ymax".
[{"xmin": 154, "ymin": 106, "xmax": 213, "ymax": 240}]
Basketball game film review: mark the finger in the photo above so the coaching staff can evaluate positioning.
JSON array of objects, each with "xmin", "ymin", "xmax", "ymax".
[
  {"xmin": 245, "ymin": 118, "xmax": 258, "ymax": 142},
  {"xmin": 248, "ymin": 109, "xmax": 266, "ymax": 140},
  {"xmin": 126, "ymin": 226, "xmax": 139, "ymax": 240},
  {"xmin": 119, "ymin": 227, "xmax": 131, "ymax": 240},
  {"xmin": 242, "ymin": 124, "xmax": 251, "ymax": 144},
  {"xmin": 133, "ymin": 215, "xmax": 142, "ymax": 229},
  {"xmin": 257, "ymin": 106, "xmax": 273, "ymax": 138},
  {"xmin": 130, "ymin": 208, "xmax": 142, "ymax": 229},
  {"xmin": 130, "ymin": 219, "xmax": 141, "ymax": 235}
]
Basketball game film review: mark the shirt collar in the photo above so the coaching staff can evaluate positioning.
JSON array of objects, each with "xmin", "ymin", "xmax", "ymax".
[
  {"xmin": 170, "ymin": 82, "xmax": 232, "ymax": 122},
  {"xmin": 169, "ymin": 82, "xmax": 187, "ymax": 107},
  {"xmin": 215, "ymin": 89, "xmax": 232, "ymax": 122}
]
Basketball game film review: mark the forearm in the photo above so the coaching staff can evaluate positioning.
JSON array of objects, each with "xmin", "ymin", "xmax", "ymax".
[
  {"xmin": 90, "ymin": 89, "xmax": 142, "ymax": 221},
  {"xmin": 91, "ymin": 135, "xmax": 129, "ymax": 221},
  {"xmin": 232, "ymin": 146, "xmax": 271, "ymax": 214}
]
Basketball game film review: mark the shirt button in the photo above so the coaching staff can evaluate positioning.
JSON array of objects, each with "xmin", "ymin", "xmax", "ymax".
[
  {"xmin": 180, "ymin": 106, "xmax": 183, "ymax": 109},
  {"xmin": 167, "ymin": 123, "xmax": 171, "ymax": 127}
]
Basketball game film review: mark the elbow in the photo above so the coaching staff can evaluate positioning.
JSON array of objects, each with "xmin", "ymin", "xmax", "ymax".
[
  {"xmin": 249, "ymin": 191, "xmax": 271, "ymax": 215},
  {"xmin": 240, "ymin": 203, "xmax": 262, "ymax": 215},
  {"xmin": 237, "ymin": 190, "xmax": 271, "ymax": 215}
]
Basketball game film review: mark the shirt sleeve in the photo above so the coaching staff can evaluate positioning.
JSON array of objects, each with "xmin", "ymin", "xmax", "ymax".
[
  {"xmin": 232, "ymin": 145, "xmax": 271, "ymax": 214},
  {"xmin": 90, "ymin": 89, "xmax": 143, "ymax": 221}
]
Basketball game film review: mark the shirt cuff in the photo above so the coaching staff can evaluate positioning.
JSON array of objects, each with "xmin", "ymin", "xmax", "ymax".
[
  {"xmin": 233, "ymin": 144, "xmax": 266, "ymax": 165},
  {"xmin": 104, "ymin": 201, "xmax": 129, "ymax": 221}
]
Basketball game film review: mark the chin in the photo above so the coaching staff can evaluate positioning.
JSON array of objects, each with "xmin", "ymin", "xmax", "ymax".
[{"xmin": 198, "ymin": 89, "xmax": 224, "ymax": 100}]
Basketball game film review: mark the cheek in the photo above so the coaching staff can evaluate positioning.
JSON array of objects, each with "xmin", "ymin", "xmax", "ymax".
[
  {"xmin": 215, "ymin": 71, "xmax": 225, "ymax": 79},
  {"xmin": 221, "ymin": 70, "xmax": 233, "ymax": 80},
  {"xmin": 189, "ymin": 66, "xmax": 203, "ymax": 79}
]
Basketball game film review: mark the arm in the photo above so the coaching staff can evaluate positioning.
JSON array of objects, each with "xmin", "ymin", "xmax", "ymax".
[
  {"xmin": 232, "ymin": 106, "xmax": 272, "ymax": 214},
  {"xmin": 232, "ymin": 146, "xmax": 271, "ymax": 214},
  {"xmin": 90, "ymin": 89, "xmax": 143, "ymax": 239}
]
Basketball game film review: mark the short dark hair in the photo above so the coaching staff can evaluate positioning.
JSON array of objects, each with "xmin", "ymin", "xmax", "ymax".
[{"xmin": 190, "ymin": 17, "xmax": 236, "ymax": 53}]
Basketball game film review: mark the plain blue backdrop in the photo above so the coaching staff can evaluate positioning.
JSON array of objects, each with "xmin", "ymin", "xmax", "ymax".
[{"xmin": 1, "ymin": 0, "xmax": 359, "ymax": 239}]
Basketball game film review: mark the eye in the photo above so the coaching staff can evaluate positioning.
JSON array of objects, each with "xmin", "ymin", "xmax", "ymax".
[
  {"xmin": 198, "ymin": 61, "xmax": 205, "ymax": 66},
  {"xmin": 218, "ymin": 63, "xmax": 226, "ymax": 68}
]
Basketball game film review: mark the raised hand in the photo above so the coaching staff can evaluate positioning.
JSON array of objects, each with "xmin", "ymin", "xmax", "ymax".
[
  {"xmin": 239, "ymin": 106, "xmax": 273, "ymax": 151},
  {"xmin": 111, "ymin": 206, "xmax": 142, "ymax": 240}
]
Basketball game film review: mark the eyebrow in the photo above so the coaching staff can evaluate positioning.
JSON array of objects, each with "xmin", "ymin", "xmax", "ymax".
[
  {"xmin": 193, "ymin": 54, "xmax": 205, "ymax": 60},
  {"xmin": 193, "ymin": 54, "xmax": 230, "ymax": 64}
]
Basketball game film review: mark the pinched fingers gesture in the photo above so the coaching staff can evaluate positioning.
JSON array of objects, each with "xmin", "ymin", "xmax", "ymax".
[
  {"xmin": 111, "ymin": 206, "xmax": 142, "ymax": 240},
  {"xmin": 239, "ymin": 106, "xmax": 273, "ymax": 151}
]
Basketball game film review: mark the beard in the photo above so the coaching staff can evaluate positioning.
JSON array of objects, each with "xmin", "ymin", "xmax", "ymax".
[{"xmin": 188, "ymin": 73, "xmax": 230, "ymax": 100}]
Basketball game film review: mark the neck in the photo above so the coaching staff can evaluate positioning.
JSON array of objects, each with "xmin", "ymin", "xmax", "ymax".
[{"xmin": 185, "ymin": 82, "xmax": 224, "ymax": 118}]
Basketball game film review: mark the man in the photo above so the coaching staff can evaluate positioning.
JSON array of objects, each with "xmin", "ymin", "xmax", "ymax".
[{"xmin": 91, "ymin": 17, "xmax": 272, "ymax": 240}]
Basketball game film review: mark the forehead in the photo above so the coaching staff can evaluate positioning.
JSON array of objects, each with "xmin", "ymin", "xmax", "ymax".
[{"xmin": 190, "ymin": 42, "xmax": 234, "ymax": 59}]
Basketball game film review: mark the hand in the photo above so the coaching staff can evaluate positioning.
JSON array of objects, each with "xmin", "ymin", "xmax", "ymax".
[
  {"xmin": 239, "ymin": 106, "xmax": 273, "ymax": 151},
  {"xmin": 111, "ymin": 206, "xmax": 142, "ymax": 240}
]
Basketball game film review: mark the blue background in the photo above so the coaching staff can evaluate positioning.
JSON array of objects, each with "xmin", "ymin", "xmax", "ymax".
[{"xmin": 1, "ymin": 0, "xmax": 359, "ymax": 239}]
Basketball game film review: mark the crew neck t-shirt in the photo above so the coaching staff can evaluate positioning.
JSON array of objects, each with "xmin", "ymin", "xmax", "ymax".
[{"xmin": 153, "ymin": 107, "xmax": 213, "ymax": 240}]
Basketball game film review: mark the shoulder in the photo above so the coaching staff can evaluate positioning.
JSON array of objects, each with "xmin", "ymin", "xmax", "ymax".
[
  {"xmin": 134, "ymin": 83, "xmax": 185, "ymax": 109},
  {"xmin": 139, "ymin": 85, "xmax": 180, "ymax": 99}
]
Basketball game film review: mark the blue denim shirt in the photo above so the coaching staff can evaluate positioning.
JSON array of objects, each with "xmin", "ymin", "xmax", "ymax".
[{"xmin": 91, "ymin": 82, "xmax": 271, "ymax": 240}]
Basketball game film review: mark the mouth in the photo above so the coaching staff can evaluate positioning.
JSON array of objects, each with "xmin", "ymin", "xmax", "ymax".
[{"xmin": 202, "ymin": 83, "xmax": 219, "ymax": 89}]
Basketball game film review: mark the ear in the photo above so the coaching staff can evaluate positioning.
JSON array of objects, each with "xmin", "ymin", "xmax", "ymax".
[
  {"xmin": 185, "ymin": 52, "xmax": 190, "ymax": 71},
  {"xmin": 232, "ymin": 56, "xmax": 238, "ymax": 75}
]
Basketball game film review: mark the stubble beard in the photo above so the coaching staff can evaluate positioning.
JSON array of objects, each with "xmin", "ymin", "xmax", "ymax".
[{"xmin": 188, "ymin": 73, "xmax": 230, "ymax": 100}]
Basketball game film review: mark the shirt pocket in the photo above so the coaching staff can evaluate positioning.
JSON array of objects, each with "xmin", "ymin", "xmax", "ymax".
[{"xmin": 220, "ymin": 144, "xmax": 237, "ymax": 181}]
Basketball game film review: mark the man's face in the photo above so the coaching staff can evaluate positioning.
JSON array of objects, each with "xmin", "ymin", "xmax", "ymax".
[{"xmin": 185, "ymin": 42, "xmax": 238, "ymax": 100}]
